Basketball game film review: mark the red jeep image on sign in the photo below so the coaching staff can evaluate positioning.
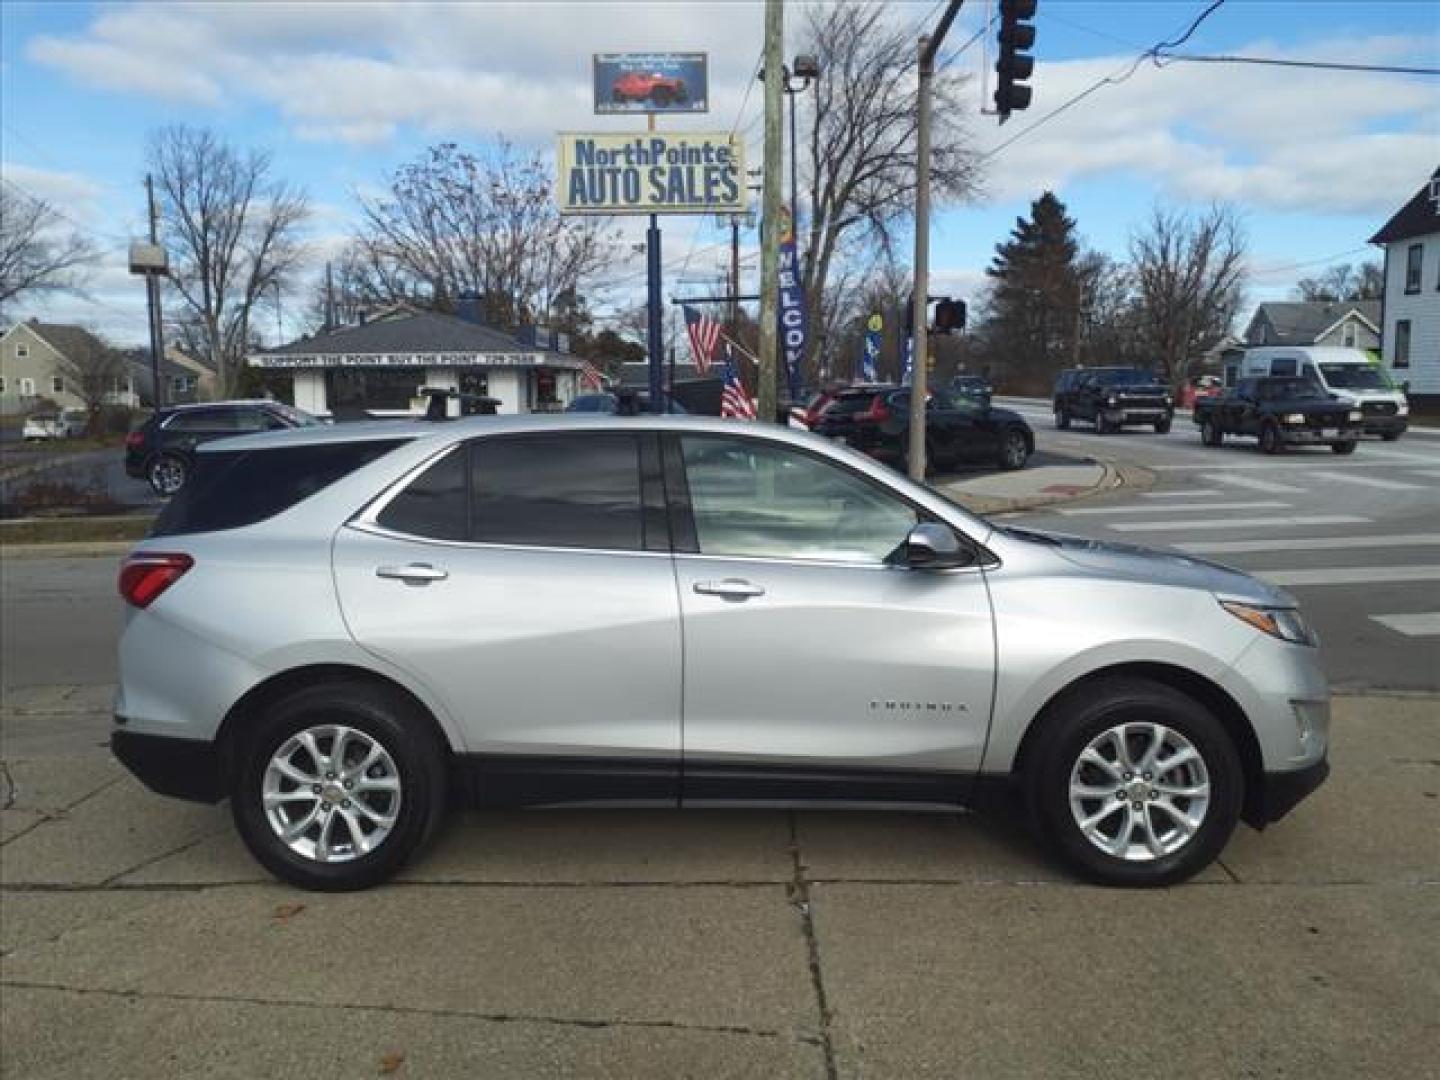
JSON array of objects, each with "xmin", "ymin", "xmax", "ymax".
[{"xmin": 612, "ymin": 71, "xmax": 688, "ymax": 106}]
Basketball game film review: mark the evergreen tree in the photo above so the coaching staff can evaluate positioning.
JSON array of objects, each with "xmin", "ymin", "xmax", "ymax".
[{"xmin": 984, "ymin": 192, "xmax": 1082, "ymax": 390}]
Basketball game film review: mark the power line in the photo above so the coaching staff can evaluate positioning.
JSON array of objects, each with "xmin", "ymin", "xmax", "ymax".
[
  {"xmin": 980, "ymin": 0, "xmax": 1228, "ymax": 161},
  {"xmin": 0, "ymin": 176, "xmax": 136, "ymax": 245},
  {"xmin": 1156, "ymin": 53, "xmax": 1440, "ymax": 76},
  {"xmin": 1251, "ymin": 246, "xmax": 1373, "ymax": 276}
]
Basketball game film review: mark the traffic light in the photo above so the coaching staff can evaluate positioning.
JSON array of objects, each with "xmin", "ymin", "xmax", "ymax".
[
  {"xmin": 933, "ymin": 298, "xmax": 966, "ymax": 335},
  {"xmin": 995, "ymin": 0, "xmax": 1037, "ymax": 124}
]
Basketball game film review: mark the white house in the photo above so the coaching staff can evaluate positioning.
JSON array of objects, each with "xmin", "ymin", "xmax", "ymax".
[{"xmin": 1370, "ymin": 167, "xmax": 1440, "ymax": 403}]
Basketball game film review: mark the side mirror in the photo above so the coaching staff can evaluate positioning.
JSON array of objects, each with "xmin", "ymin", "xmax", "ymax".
[{"xmin": 903, "ymin": 523, "xmax": 974, "ymax": 570}]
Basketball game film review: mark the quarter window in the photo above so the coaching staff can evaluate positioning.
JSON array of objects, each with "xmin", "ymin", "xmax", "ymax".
[
  {"xmin": 376, "ymin": 447, "xmax": 468, "ymax": 542},
  {"xmin": 680, "ymin": 436, "xmax": 917, "ymax": 564}
]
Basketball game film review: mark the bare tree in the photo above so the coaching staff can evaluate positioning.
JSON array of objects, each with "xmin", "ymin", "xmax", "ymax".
[
  {"xmin": 1130, "ymin": 205, "xmax": 1247, "ymax": 386},
  {"xmin": 353, "ymin": 141, "xmax": 614, "ymax": 328},
  {"xmin": 0, "ymin": 185, "xmax": 96, "ymax": 312},
  {"xmin": 1294, "ymin": 260, "xmax": 1383, "ymax": 302},
  {"xmin": 798, "ymin": 1, "xmax": 984, "ymax": 376},
  {"xmin": 51, "ymin": 327, "xmax": 126, "ymax": 429},
  {"xmin": 148, "ymin": 125, "xmax": 310, "ymax": 396}
]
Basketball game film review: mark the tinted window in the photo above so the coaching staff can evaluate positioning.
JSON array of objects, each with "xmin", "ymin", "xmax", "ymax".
[
  {"xmin": 681, "ymin": 436, "xmax": 917, "ymax": 564},
  {"xmin": 376, "ymin": 447, "xmax": 468, "ymax": 541},
  {"xmin": 472, "ymin": 434, "xmax": 642, "ymax": 550},
  {"xmin": 1319, "ymin": 363, "xmax": 1388, "ymax": 390},
  {"xmin": 1093, "ymin": 369, "xmax": 1152, "ymax": 386},
  {"xmin": 1269, "ymin": 357, "xmax": 1298, "ymax": 377},
  {"xmin": 165, "ymin": 409, "xmax": 233, "ymax": 432},
  {"xmin": 152, "ymin": 440, "xmax": 408, "ymax": 537},
  {"xmin": 827, "ymin": 392, "xmax": 882, "ymax": 416}
]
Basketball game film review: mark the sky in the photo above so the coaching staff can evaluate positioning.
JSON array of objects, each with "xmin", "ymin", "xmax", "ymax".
[{"xmin": 2, "ymin": 0, "xmax": 1438, "ymax": 348}]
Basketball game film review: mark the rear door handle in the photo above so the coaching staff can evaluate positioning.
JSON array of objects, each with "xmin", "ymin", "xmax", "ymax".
[
  {"xmin": 376, "ymin": 563, "xmax": 448, "ymax": 585},
  {"xmin": 693, "ymin": 578, "xmax": 765, "ymax": 600}
]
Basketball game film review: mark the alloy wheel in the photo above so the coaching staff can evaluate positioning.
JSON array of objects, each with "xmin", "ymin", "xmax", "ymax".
[
  {"xmin": 1067, "ymin": 721, "xmax": 1210, "ymax": 862},
  {"xmin": 262, "ymin": 724, "xmax": 402, "ymax": 863},
  {"xmin": 149, "ymin": 457, "xmax": 187, "ymax": 496}
]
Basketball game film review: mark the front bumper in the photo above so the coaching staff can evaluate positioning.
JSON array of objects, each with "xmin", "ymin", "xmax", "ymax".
[
  {"xmin": 112, "ymin": 727, "xmax": 224, "ymax": 804},
  {"xmin": 1252, "ymin": 756, "xmax": 1330, "ymax": 826},
  {"xmin": 1279, "ymin": 425, "xmax": 1360, "ymax": 444},
  {"xmin": 1361, "ymin": 415, "xmax": 1407, "ymax": 437},
  {"xmin": 1102, "ymin": 407, "xmax": 1173, "ymax": 425}
]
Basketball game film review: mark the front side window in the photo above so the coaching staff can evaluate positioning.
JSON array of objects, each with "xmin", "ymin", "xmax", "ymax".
[
  {"xmin": 1394, "ymin": 320, "xmax": 1411, "ymax": 368},
  {"xmin": 1405, "ymin": 244, "xmax": 1422, "ymax": 293},
  {"xmin": 680, "ymin": 436, "xmax": 917, "ymax": 564}
]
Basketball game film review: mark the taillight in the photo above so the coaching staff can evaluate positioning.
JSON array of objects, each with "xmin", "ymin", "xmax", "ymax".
[
  {"xmin": 119, "ymin": 553, "xmax": 194, "ymax": 608},
  {"xmin": 125, "ymin": 431, "xmax": 145, "ymax": 450}
]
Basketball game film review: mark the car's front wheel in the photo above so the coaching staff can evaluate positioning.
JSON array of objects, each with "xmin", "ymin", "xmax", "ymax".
[
  {"xmin": 1258, "ymin": 422, "xmax": 1282, "ymax": 455},
  {"xmin": 1154, "ymin": 417, "xmax": 1172, "ymax": 434},
  {"xmin": 230, "ymin": 682, "xmax": 448, "ymax": 891},
  {"xmin": 1200, "ymin": 420, "xmax": 1223, "ymax": 447},
  {"xmin": 998, "ymin": 428, "xmax": 1030, "ymax": 470},
  {"xmin": 1331, "ymin": 440, "xmax": 1357, "ymax": 455},
  {"xmin": 147, "ymin": 453, "xmax": 189, "ymax": 496},
  {"xmin": 1054, "ymin": 408, "xmax": 1070, "ymax": 430},
  {"xmin": 1027, "ymin": 677, "xmax": 1242, "ymax": 887}
]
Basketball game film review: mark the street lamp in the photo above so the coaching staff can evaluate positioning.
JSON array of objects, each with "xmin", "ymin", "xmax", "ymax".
[{"xmin": 759, "ymin": 54, "xmax": 821, "ymax": 242}]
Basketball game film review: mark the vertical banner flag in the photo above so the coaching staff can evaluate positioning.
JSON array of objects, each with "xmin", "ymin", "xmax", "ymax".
[
  {"xmin": 777, "ymin": 206, "xmax": 807, "ymax": 400},
  {"xmin": 721, "ymin": 342, "xmax": 757, "ymax": 419},
  {"xmin": 862, "ymin": 313, "xmax": 882, "ymax": 382},
  {"xmin": 682, "ymin": 304, "xmax": 722, "ymax": 374}
]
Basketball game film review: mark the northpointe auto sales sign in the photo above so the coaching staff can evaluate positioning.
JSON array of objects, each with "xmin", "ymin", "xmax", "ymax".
[{"xmin": 556, "ymin": 133, "xmax": 746, "ymax": 215}]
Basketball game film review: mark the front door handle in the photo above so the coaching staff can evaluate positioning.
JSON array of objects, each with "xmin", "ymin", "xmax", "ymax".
[
  {"xmin": 376, "ymin": 563, "xmax": 448, "ymax": 585},
  {"xmin": 693, "ymin": 578, "xmax": 766, "ymax": 600}
]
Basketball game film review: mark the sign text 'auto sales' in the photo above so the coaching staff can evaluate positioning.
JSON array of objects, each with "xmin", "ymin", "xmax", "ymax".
[{"xmin": 557, "ymin": 133, "xmax": 746, "ymax": 216}]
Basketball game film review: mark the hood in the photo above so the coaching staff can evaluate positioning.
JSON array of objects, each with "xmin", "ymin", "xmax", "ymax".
[
  {"xmin": 986, "ymin": 405, "xmax": 1028, "ymax": 426},
  {"xmin": 1268, "ymin": 396, "xmax": 1352, "ymax": 413},
  {"xmin": 1105, "ymin": 383, "xmax": 1168, "ymax": 396},
  {"xmin": 1000, "ymin": 526, "xmax": 1293, "ymax": 607}
]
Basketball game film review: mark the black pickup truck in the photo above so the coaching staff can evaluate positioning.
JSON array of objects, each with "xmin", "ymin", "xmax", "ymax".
[
  {"xmin": 1193, "ymin": 376, "xmax": 1362, "ymax": 454},
  {"xmin": 1053, "ymin": 367, "xmax": 1173, "ymax": 434}
]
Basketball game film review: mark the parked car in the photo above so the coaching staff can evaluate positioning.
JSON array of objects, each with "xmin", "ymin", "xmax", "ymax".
[
  {"xmin": 1179, "ymin": 375, "xmax": 1224, "ymax": 410},
  {"xmin": 809, "ymin": 385, "xmax": 900, "ymax": 443},
  {"xmin": 947, "ymin": 375, "xmax": 994, "ymax": 406},
  {"xmin": 22, "ymin": 408, "xmax": 88, "ymax": 440},
  {"xmin": 566, "ymin": 390, "xmax": 687, "ymax": 415},
  {"xmin": 111, "ymin": 415, "xmax": 1330, "ymax": 891},
  {"xmin": 1193, "ymin": 376, "xmax": 1362, "ymax": 454},
  {"xmin": 836, "ymin": 388, "xmax": 1032, "ymax": 472},
  {"xmin": 1233, "ymin": 346, "xmax": 1407, "ymax": 440},
  {"xmin": 1053, "ymin": 367, "xmax": 1174, "ymax": 433},
  {"xmin": 124, "ymin": 400, "xmax": 324, "ymax": 496},
  {"xmin": 611, "ymin": 71, "xmax": 687, "ymax": 106}
]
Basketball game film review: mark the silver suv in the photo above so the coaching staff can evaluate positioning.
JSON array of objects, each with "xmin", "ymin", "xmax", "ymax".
[{"xmin": 113, "ymin": 416, "xmax": 1329, "ymax": 891}]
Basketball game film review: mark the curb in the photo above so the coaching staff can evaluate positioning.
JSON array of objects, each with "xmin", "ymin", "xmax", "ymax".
[
  {"xmin": 1, "ymin": 542, "xmax": 133, "ymax": 559},
  {"xmin": 940, "ymin": 457, "xmax": 1153, "ymax": 516}
]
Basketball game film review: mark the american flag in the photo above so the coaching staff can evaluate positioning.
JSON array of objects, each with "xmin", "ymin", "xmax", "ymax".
[
  {"xmin": 682, "ymin": 304, "xmax": 722, "ymax": 374},
  {"xmin": 720, "ymin": 344, "xmax": 756, "ymax": 419},
  {"xmin": 579, "ymin": 360, "xmax": 607, "ymax": 391}
]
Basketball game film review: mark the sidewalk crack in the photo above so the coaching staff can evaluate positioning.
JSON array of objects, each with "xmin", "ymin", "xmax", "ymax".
[{"xmin": 788, "ymin": 811, "xmax": 838, "ymax": 1080}]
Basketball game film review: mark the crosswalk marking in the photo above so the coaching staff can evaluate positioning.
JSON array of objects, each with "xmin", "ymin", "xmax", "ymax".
[
  {"xmin": 1141, "ymin": 490, "xmax": 1220, "ymax": 498},
  {"xmin": 1260, "ymin": 566, "xmax": 1440, "ymax": 587},
  {"xmin": 1109, "ymin": 515, "xmax": 1368, "ymax": 532},
  {"xmin": 1410, "ymin": 469, "xmax": 1440, "ymax": 479},
  {"xmin": 1176, "ymin": 533, "xmax": 1440, "ymax": 555},
  {"xmin": 1152, "ymin": 460, "xmax": 1435, "ymax": 471},
  {"xmin": 1200, "ymin": 472, "xmax": 1305, "ymax": 494},
  {"xmin": 1371, "ymin": 613, "xmax": 1440, "ymax": 636},
  {"xmin": 1059, "ymin": 500, "xmax": 1286, "ymax": 516},
  {"xmin": 1305, "ymin": 470, "xmax": 1427, "ymax": 491}
]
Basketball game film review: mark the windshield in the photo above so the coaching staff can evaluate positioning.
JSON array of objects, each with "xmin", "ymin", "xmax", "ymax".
[
  {"xmin": 1093, "ymin": 369, "xmax": 1157, "ymax": 386},
  {"xmin": 269, "ymin": 403, "xmax": 324, "ymax": 427},
  {"xmin": 1318, "ymin": 363, "xmax": 1391, "ymax": 390},
  {"xmin": 1264, "ymin": 377, "xmax": 1325, "ymax": 400}
]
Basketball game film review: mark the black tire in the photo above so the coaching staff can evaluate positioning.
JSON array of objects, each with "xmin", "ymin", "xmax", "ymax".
[
  {"xmin": 1331, "ymin": 440, "xmax": 1357, "ymax": 455},
  {"xmin": 1096, "ymin": 414, "xmax": 1115, "ymax": 435},
  {"xmin": 1154, "ymin": 417, "xmax": 1172, "ymax": 435},
  {"xmin": 998, "ymin": 428, "xmax": 1030, "ymax": 471},
  {"xmin": 1381, "ymin": 431, "xmax": 1400, "ymax": 442},
  {"xmin": 1258, "ymin": 422, "xmax": 1282, "ymax": 455},
  {"xmin": 1200, "ymin": 420, "xmax": 1223, "ymax": 447},
  {"xmin": 230, "ymin": 682, "xmax": 449, "ymax": 891},
  {"xmin": 1025, "ymin": 677, "xmax": 1243, "ymax": 887},
  {"xmin": 147, "ymin": 453, "xmax": 189, "ymax": 497},
  {"xmin": 1054, "ymin": 408, "xmax": 1070, "ymax": 431}
]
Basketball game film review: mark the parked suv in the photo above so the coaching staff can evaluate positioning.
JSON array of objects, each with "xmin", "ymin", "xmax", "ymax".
[
  {"xmin": 113, "ymin": 416, "xmax": 1329, "ymax": 891},
  {"xmin": 125, "ymin": 400, "xmax": 323, "ymax": 496},
  {"xmin": 1053, "ymin": 367, "xmax": 1174, "ymax": 433}
]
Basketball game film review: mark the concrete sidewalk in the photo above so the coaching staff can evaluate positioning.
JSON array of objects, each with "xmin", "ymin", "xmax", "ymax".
[{"xmin": 2, "ymin": 689, "xmax": 1436, "ymax": 1078}]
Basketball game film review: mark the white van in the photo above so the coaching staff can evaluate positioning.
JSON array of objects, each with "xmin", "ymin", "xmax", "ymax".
[{"xmin": 1229, "ymin": 346, "xmax": 1408, "ymax": 440}]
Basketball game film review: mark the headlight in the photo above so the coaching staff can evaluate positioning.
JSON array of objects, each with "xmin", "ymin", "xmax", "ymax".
[
  {"xmin": 1397, "ymin": 403, "xmax": 1409, "ymax": 416},
  {"xmin": 1221, "ymin": 601, "xmax": 1318, "ymax": 646},
  {"xmin": 1282, "ymin": 412, "xmax": 1306, "ymax": 424},
  {"xmin": 1106, "ymin": 395, "xmax": 1118, "ymax": 406},
  {"xmin": 1348, "ymin": 410, "xmax": 1362, "ymax": 422}
]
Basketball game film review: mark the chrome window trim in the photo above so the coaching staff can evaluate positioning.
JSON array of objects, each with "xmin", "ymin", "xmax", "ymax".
[{"xmin": 345, "ymin": 519, "xmax": 674, "ymax": 560}]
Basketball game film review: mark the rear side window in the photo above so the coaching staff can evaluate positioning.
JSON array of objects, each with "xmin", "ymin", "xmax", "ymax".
[
  {"xmin": 151, "ymin": 440, "xmax": 408, "ymax": 537},
  {"xmin": 827, "ymin": 393, "xmax": 880, "ymax": 416},
  {"xmin": 374, "ymin": 433, "xmax": 644, "ymax": 551}
]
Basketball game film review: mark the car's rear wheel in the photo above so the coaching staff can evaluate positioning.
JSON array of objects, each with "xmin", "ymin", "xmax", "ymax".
[
  {"xmin": 1154, "ymin": 417, "xmax": 1172, "ymax": 434},
  {"xmin": 1096, "ymin": 414, "xmax": 1116, "ymax": 435},
  {"xmin": 1027, "ymin": 677, "xmax": 1242, "ymax": 887},
  {"xmin": 1200, "ymin": 420, "xmax": 1223, "ymax": 447},
  {"xmin": 147, "ymin": 453, "xmax": 189, "ymax": 496},
  {"xmin": 1331, "ymin": 440, "xmax": 1357, "ymax": 455},
  {"xmin": 1054, "ymin": 408, "xmax": 1070, "ymax": 430},
  {"xmin": 998, "ymin": 428, "xmax": 1029, "ymax": 471},
  {"xmin": 1258, "ymin": 422, "xmax": 1282, "ymax": 455},
  {"xmin": 1381, "ymin": 431, "xmax": 1400, "ymax": 442},
  {"xmin": 230, "ymin": 682, "xmax": 448, "ymax": 891}
]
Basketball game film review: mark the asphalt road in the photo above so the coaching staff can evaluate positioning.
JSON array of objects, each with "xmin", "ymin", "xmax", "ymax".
[{"xmin": 994, "ymin": 398, "xmax": 1440, "ymax": 693}]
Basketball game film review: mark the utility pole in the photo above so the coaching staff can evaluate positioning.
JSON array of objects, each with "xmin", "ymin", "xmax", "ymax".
[
  {"xmin": 145, "ymin": 174, "xmax": 165, "ymax": 410},
  {"xmin": 758, "ymin": 0, "xmax": 784, "ymax": 423},
  {"xmin": 909, "ymin": 1, "xmax": 965, "ymax": 481},
  {"xmin": 646, "ymin": 112, "xmax": 664, "ymax": 413},
  {"xmin": 729, "ymin": 215, "xmax": 741, "ymax": 327},
  {"xmin": 325, "ymin": 262, "xmax": 336, "ymax": 331}
]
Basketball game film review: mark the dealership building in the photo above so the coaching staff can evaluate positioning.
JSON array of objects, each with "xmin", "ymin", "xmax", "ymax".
[{"xmin": 248, "ymin": 305, "xmax": 586, "ymax": 417}]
